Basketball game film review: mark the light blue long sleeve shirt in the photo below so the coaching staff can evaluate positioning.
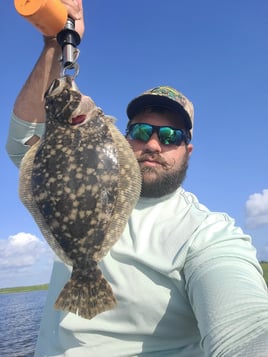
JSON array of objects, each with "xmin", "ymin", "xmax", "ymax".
[{"xmin": 6, "ymin": 113, "xmax": 268, "ymax": 356}]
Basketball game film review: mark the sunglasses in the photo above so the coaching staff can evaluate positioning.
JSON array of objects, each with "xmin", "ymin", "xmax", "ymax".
[{"xmin": 126, "ymin": 123, "xmax": 190, "ymax": 146}]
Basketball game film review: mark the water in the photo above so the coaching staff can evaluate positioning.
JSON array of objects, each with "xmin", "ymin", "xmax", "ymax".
[{"xmin": 0, "ymin": 290, "xmax": 47, "ymax": 357}]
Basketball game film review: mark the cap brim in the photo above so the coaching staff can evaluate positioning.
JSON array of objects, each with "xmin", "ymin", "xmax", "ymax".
[{"xmin": 126, "ymin": 94, "xmax": 192, "ymax": 130}]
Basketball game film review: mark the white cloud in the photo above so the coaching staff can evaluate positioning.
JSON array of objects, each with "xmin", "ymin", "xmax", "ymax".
[
  {"xmin": 0, "ymin": 233, "xmax": 54, "ymax": 288},
  {"xmin": 245, "ymin": 189, "xmax": 268, "ymax": 228},
  {"xmin": 0, "ymin": 232, "xmax": 51, "ymax": 269}
]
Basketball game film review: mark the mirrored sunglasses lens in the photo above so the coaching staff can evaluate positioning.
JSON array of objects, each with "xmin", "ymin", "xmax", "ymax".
[
  {"xmin": 159, "ymin": 127, "xmax": 182, "ymax": 145},
  {"xmin": 130, "ymin": 124, "xmax": 152, "ymax": 141}
]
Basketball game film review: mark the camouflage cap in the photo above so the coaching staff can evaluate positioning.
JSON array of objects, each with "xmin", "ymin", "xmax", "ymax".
[{"xmin": 126, "ymin": 86, "xmax": 194, "ymax": 134}]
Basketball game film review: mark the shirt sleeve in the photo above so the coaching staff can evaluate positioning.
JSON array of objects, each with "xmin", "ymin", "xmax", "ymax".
[
  {"xmin": 6, "ymin": 112, "xmax": 45, "ymax": 168},
  {"xmin": 232, "ymin": 331, "xmax": 268, "ymax": 357},
  {"xmin": 184, "ymin": 213, "xmax": 268, "ymax": 357}
]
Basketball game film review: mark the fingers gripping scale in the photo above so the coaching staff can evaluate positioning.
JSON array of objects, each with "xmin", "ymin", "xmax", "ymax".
[{"xmin": 14, "ymin": 0, "xmax": 81, "ymax": 78}]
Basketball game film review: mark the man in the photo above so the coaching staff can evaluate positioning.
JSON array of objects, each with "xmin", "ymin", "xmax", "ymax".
[{"xmin": 6, "ymin": 1, "xmax": 268, "ymax": 356}]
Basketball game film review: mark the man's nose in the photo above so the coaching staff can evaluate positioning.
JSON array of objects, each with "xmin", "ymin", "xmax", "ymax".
[{"xmin": 143, "ymin": 132, "xmax": 162, "ymax": 152}]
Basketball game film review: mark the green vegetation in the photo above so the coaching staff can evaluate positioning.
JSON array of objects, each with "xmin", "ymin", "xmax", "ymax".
[
  {"xmin": 261, "ymin": 262, "xmax": 268, "ymax": 285},
  {"xmin": 0, "ymin": 284, "xmax": 48, "ymax": 294}
]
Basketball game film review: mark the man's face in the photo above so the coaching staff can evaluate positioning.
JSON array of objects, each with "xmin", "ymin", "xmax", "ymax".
[{"xmin": 126, "ymin": 110, "xmax": 193, "ymax": 198}]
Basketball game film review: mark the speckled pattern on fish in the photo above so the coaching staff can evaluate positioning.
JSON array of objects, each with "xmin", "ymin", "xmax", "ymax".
[{"xmin": 19, "ymin": 76, "xmax": 141, "ymax": 319}]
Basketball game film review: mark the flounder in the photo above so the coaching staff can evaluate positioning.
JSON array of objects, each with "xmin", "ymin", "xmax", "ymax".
[{"xmin": 19, "ymin": 75, "xmax": 141, "ymax": 319}]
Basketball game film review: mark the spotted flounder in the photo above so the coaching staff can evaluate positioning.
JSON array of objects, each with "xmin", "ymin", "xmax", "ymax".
[{"xmin": 19, "ymin": 75, "xmax": 141, "ymax": 319}]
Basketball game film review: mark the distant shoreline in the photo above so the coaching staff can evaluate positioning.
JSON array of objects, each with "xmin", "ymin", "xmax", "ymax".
[
  {"xmin": 261, "ymin": 262, "xmax": 268, "ymax": 284},
  {"xmin": 0, "ymin": 284, "xmax": 49, "ymax": 294},
  {"xmin": 0, "ymin": 263, "xmax": 267, "ymax": 294}
]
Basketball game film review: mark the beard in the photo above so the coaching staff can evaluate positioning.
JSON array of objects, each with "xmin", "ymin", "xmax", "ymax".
[{"xmin": 138, "ymin": 151, "xmax": 189, "ymax": 198}]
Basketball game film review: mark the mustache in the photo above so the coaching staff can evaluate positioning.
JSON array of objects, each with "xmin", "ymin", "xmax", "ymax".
[{"xmin": 137, "ymin": 152, "xmax": 174, "ymax": 170}]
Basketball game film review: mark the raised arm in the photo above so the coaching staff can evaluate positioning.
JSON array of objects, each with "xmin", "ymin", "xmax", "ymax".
[
  {"xmin": 15, "ymin": 0, "xmax": 84, "ymax": 125},
  {"xmin": 13, "ymin": 37, "xmax": 61, "ymax": 128},
  {"xmin": 7, "ymin": 0, "xmax": 85, "ymax": 161}
]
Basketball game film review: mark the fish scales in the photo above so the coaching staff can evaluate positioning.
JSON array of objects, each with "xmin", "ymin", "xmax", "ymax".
[{"xmin": 19, "ymin": 76, "xmax": 141, "ymax": 319}]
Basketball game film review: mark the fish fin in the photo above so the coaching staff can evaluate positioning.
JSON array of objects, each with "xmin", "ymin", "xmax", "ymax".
[
  {"xmin": 54, "ymin": 261, "xmax": 116, "ymax": 319},
  {"xmin": 19, "ymin": 141, "xmax": 72, "ymax": 265},
  {"xmin": 92, "ymin": 120, "xmax": 141, "ymax": 260}
]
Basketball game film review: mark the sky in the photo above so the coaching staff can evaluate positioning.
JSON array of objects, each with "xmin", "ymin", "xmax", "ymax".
[{"xmin": 1, "ymin": 0, "xmax": 268, "ymax": 288}]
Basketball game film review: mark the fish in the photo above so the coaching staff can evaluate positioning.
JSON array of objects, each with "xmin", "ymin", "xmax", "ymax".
[{"xmin": 19, "ymin": 75, "xmax": 141, "ymax": 319}]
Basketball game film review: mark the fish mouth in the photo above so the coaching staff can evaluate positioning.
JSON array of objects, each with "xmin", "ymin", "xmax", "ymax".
[{"xmin": 69, "ymin": 115, "xmax": 87, "ymax": 126}]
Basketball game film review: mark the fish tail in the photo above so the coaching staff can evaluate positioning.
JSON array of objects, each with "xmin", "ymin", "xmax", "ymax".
[{"xmin": 54, "ymin": 261, "xmax": 116, "ymax": 319}]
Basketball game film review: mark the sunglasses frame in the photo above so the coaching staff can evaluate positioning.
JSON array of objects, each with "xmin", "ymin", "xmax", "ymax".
[{"xmin": 126, "ymin": 123, "xmax": 190, "ymax": 146}]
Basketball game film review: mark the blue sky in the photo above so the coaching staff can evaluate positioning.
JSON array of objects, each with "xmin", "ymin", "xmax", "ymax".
[{"xmin": 1, "ymin": 0, "xmax": 268, "ymax": 288}]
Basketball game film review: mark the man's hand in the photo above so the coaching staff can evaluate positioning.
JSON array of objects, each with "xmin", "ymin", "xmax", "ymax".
[{"xmin": 61, "ymin": 0, "xmax": 85, "ymax": 39}]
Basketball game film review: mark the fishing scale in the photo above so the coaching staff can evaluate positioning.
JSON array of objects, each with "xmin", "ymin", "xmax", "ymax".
[{"xmin": 14, "ymin": 0, "xmax": 81, "ymax": 78}]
